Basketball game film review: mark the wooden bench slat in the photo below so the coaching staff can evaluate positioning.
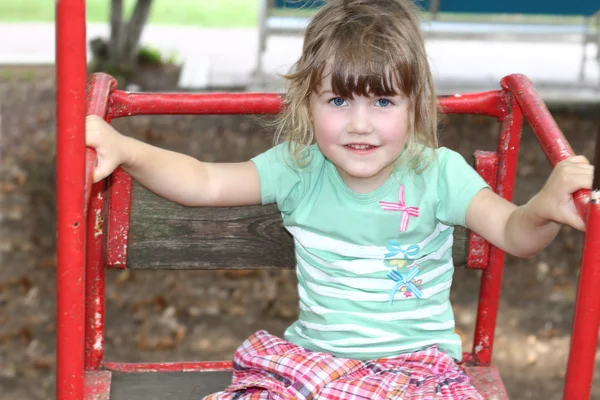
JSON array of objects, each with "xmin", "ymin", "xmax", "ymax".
[
  {"xmin": 110, "ymin": 371, "xmax": 232, "ymax": 400},
  {"xmin": 107, "ymin": 367, "xmax": 507, "ymax": 399},
  {"xmin": 127, "ymin": 182, "xmax": 469, "ymax": 270}
]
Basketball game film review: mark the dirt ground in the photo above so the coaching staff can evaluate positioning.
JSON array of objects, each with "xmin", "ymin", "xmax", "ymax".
[{"xmin": 1, "ymin": 65, "xmax": 599, "ymax": 400}]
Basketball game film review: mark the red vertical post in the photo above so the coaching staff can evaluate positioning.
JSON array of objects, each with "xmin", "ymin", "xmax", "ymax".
[
  {"xmin": 472, "ymin": 92, "xmax": 523, "ymax": 366},
  {"xmin": 563, "ymin": 123, "xmax": 600, "ymax": 400},
  {"xmin": 84, "ymin": 74, "xmax": 118, "ymax": 371},
  {"xmin": 56, "ymin": 0, "xmax": 87, "ymax": 399}
]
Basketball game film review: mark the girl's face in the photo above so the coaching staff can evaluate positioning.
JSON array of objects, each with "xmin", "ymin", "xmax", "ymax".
[{"xmin": 309, "ymin": 73, "xmax": 410, "ymax": 194}]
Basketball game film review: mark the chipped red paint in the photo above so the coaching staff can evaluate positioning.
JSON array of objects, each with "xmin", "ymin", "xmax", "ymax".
[
  {"xmin": 84, "ymin": 74, "xmax": 118, "ymax": 213},
  {"xmin": 85, "ymin": 182, "xmax": 106, "ymax": 371},
  {"xmin": 467, "ymin": 151, "xmax": 499, "ymax": 269},
  {"xmin": 84, "ymin": 73, "xmax": 117, "ymax": 372},
  {"xmin": 501, "ymin": 74, "xmax": 589, "ymax": 219},
  {"xmin": 439, "ymin": 90, "xmax": 505, "ymax": 118},
  {"xmin": 107, "ymin": 168, "xmax": 132, "ymax": 269},
  {"xmin": 103, "ymin": 361, "xmax": 233, "ymax": 373},
  {"xmin": 56, "ymin": 0, "xmax": 87, "ymax": 399},
  {"xmin": 83, "ymin": 370, "xmax": 111, "ymax": 400},
  {"xmin": 108, "ymin": 89, "xmax": 283, "ymax": 118},
  {"xmin": 472, "ymin": 90, "xmax": 523, "ymax": 366}
]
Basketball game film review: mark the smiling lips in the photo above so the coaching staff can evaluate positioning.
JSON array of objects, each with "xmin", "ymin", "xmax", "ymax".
[{"xmin": 344, "ymin": 143, "xmax": 379, "ymax": 154}]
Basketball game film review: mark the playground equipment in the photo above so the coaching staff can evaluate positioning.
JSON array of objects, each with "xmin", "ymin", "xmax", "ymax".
[{"xmin": 56, "ymin": 1, "xmax": 600, "ymax": 399}]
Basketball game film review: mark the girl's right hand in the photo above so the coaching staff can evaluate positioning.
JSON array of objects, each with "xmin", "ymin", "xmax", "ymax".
[{"xmin": 85, "ymin": 115, "xmax": 129, "ymax": 183}]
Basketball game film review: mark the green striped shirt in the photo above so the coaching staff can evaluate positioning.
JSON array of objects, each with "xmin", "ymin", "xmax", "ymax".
[{"xmin": 252, "ymin": 143, "xmax": 488, "ymax": 361}]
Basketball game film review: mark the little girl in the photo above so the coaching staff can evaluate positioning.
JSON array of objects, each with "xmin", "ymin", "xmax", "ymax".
[{"xmin": 86, "ymin": 0, "xmax": 593, "ymax": 398}]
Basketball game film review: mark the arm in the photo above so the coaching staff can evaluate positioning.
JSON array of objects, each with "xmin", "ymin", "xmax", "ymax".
[
  {"xmin": 466, "ymin": 156, "xmax": 593, "ymax": 258},
  {"xmin": 85, "ymin": 115, "xmax": 262, "ymax": 207}
]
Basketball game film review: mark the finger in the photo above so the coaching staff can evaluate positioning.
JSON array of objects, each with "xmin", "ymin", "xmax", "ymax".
[
  {"xmin": 565, "ymin": 172, "xmax": 594, "ymax": 191},
  {"xmin": 560, "ymin": 211, "xmax": 586, "ymax": 232},
  {"xmin": 92, "ymin": 159, "xmax": 115, "ymax": 183},
  {"xmin": 563, "ymin": 155, "xmax": 591, "ymax": 165}
]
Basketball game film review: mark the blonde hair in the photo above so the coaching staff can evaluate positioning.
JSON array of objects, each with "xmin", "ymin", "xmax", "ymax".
[{"xmin": 274, "ymin": 0, "xmax": 438, "ymax": 170}]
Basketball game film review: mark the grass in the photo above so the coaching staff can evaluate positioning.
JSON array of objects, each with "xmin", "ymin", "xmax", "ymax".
[
  {"xmin": 0, "ymin": 1, "xmax": 589, "ymax": 27},
  {"xmin": 0, "ymin": 0, "xmax": 259, "ymax": 27}
]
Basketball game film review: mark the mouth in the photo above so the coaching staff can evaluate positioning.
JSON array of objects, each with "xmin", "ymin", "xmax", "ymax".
[{"xmin": 344, "ymin": 143, "xmax": 379, "ymax": 153}]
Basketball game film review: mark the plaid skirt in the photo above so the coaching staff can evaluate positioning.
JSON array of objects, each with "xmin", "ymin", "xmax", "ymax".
[{"xmin": 202, "ymin": 330, "xmax": 483, "ymax": 400}]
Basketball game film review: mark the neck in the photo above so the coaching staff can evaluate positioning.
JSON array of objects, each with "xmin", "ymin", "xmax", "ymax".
[{"xmin": 336, "ymin": 165, "xmax": 394, "ymax": 194}]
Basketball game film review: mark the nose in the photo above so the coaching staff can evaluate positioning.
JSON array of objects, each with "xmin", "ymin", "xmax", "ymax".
[{"xmin": 347, "ymin": 105, "xmax": 374, "ymax": 135}]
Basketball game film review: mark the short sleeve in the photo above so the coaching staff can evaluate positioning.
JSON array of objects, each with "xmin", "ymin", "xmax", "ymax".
[
  {"xmin": 436, "ymin": 148, "xmax": 490, "ymax": 227},
  {"xmin": 251, "ymin": 143, "xmax": 306, "ymax": 214}
]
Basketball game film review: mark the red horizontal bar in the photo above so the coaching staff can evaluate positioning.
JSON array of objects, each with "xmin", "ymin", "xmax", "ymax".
[
  {"xmin": 109, "ymin": 91, "xmax": 283, "ymax": 118},
  {"xmin": 107, "ymin": 88, "xmax": 504, "ymax": 120},
  {"xmin": 439, "ymin": 91, "xmax": 505, "ymax": 118},
  {"xmin": 103, "ymin": 361, "xmax": 233, "ymax": 373}
]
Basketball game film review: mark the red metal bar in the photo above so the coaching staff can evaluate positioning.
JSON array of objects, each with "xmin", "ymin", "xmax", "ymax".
[
  {"xmin": 564, "ymin": 196, "xmax": 600, "ymax": 399},
  {"xmin": 106, "ymin": 85, "xmax": 504, "ymax": 119},
  {"xmin": 103, "ymin": 361, "xmax": 233, "ymax": 373},
  {"xmin": 501, "ymin": 74, "xmax": 589, "ymax": 220},
  {"xmin": 563, "ymin": 121, "xmax": 600, "ymax": 400},
  {"xmin": 84, "ymin": 74, "xmax": 117, "ymax": 371},
  {"xmin": 472, "ymin": 90, "xmax": 523, "ymax": 366},
  {"xmin": 108, "ymin": 89, "xmax": 283, "ymax": 118},
  {"xmin": 467, "ymin": 151, "xmax": 499, "ymax": 269},
  {"xmin": 439, "ymin": 91, "xmax": 505, "ymax": 119},
  {"xmin": 56, "ymin": 0, "xmax": 87, "ymax": 399},
  {"xmin": 107, "ymin": 168, "xmax": 132, "ymax": 269},
  {"xmin": 85, "ymin": 182, "xmax": 106, "ymax": 371}
]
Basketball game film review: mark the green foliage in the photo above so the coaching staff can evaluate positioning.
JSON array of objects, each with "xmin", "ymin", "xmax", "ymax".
[
  {"xmin": 137, "ymin": 46, "xmax": 163, "ymax": 66},
  {"xmin": 0, "ymin": 0, "xmax": 258, "ymax": 27}
]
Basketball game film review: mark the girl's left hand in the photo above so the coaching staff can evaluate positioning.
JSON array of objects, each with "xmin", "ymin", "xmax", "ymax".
[{"xmin": 530, "ymin": 155, "xmax": 594, "ymax": 231}]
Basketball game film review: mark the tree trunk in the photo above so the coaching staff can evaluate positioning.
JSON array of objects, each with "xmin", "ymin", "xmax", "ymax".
[
  {"xmin": 108, "ymin": 0, "xmax": 125, "ymax": 67},
  {"xmin": 107, "ymin": 0, "xmax": 153, "ymax": 71},
  {"xmin": 123, "ymin": 0, "xmax": 153, "ymax": 66}
]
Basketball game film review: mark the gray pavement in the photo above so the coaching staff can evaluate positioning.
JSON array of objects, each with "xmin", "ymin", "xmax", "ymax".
[{"xmin": 1, "ymin": 22, "xmax": 599, "ymax": 103}]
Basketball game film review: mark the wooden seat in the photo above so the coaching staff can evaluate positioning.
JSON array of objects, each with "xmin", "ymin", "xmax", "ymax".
[{"xmin": 85, "ymin": 366, "xmax": 508, "ymax": 399}]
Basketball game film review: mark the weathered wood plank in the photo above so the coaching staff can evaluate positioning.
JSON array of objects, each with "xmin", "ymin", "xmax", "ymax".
[
  {"xmin": 127, "ymin": 182, "xmax": 469, "ymax": 269},
  {"xmin": 110, "ymin": 371, "xmax": 232, "ymax": 400}
]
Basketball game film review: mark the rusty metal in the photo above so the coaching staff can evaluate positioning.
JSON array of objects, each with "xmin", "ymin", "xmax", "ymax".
[
  {"xmin": 83, "ymin": 370, "xmax": 111, "ymax": 400},
  {"xmin": 467, "ymin": 151, "xmax": 499, "ymax": 269},
  {"xmin": 84, "ymin": 74, "xmax": 116, "ymax": 371},
  {"xmin": 103, "ymin": 361, "xmax": 233, "ymax": 373},
  {"xmin": 471, "ymin": 89, "xmax": 523, "ymax": 366},
  {"xmin": 107, "ymin": 168, "xmax": 132, "ymax": 269}
]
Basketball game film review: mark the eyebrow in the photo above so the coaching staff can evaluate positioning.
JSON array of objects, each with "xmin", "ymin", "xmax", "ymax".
[{"xmin": 317, "ymin": 89, "xmax": 334, "ymax": 96}]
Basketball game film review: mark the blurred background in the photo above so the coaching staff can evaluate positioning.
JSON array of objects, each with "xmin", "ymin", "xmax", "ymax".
[{"xmin": 0, "ymin": 1, "xmax": 599, "ymax": 399}]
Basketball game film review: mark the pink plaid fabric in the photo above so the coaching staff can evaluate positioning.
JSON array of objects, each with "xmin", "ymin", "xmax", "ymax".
[{"xmin": 202, "ymin": 331, "xmax": 483, "ymax": 400}]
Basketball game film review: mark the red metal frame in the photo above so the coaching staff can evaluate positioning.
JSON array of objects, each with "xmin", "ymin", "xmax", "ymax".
[
  {"xmin": 56, "ymin": 1, "xmax": 597, "ymax": 397},
  {"xmin": 56, "ymin": 1, "xmax": 87, "ymax": 399}
]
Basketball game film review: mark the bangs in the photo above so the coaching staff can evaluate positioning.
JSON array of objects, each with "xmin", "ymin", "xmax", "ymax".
[{"xmin": 309, "ymin": 34, "xmax": 416, "ymax": 99}]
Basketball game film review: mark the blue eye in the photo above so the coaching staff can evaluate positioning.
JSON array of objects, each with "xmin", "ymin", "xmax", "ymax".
[
  {"xmin": 329, "ymin": 97, "xmax": 347, "ymax": 107},
  {"xmin": 376, "ymin": 98, "xmax": 392, "ymax": 107}
]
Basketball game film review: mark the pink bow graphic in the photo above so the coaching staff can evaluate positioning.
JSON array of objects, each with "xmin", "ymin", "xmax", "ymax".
[{"xmin": 379, "ymin": 185, "xmax": 420, "ymax": 232}]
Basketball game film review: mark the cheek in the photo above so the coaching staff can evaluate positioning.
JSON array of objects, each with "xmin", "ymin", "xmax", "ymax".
[
  {"xmin": 379, "ymin": 116, "xmax": 409, "ymax": 144},
  {"xmin": 313, "ymin": 113, "xmax": 341, "ymax": 142}
]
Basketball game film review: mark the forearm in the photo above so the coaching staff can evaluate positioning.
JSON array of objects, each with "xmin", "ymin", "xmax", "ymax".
[
  {"xmin": 503, "ymin": 196, "xmax": 560, "ymax": 258},
  {"xmin": 120, "ymin": 136, "xmax": 211, "ymax": 206}
]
